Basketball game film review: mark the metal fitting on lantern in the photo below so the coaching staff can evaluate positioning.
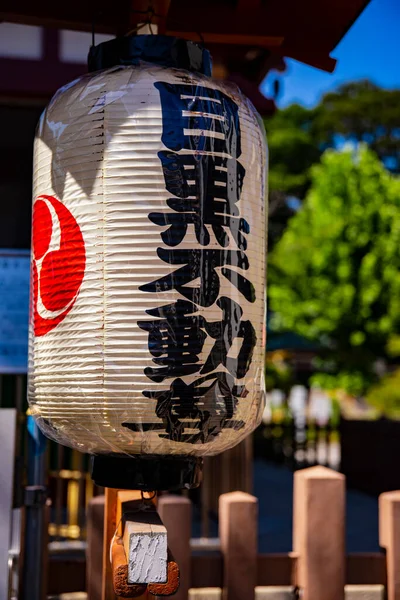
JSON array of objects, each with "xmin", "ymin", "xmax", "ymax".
[{"xmin": 88, "ymin": 34, "xmax": 212, "ymax": 76}]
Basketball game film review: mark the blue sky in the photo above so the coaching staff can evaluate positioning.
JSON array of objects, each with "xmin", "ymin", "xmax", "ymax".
[{"xmin": 261, "ymin": 0, "xmax": 400, "ymax": 108}]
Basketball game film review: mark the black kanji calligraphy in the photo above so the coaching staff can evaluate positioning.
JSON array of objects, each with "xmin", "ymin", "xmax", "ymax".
[
  {"xmin": 201, "ymin": 296, "xmax": 256, "ymax": 379},
  {"xmin": 154, "ymin": 83, "xmax": 242, "ymax": 157},
  {"xmin": 139, "ymin": 248, "xmax": 255, "ymax": 306},
  {"xmin": 141, "ymin": 372, "xmax": 247, "ymax": 442},
  {"xmin": 132, "ymin": 80, "xmax": 258, "ymax": 445},
  {"xmin": 149, "ymin": 152, "xmax": 249, "ymax": 249},
  {"xmin": 138, "ymin": 299, "xmax": 206, "ymax": 383}
]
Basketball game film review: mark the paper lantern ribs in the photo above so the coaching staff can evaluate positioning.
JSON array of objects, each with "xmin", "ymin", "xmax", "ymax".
[{"xmin": 28, "ymin": 35, "xmax": 268, "ymax": 490}]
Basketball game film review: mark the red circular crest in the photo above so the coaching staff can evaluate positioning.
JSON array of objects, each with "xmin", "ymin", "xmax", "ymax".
[{"xmin": 32, "ymin": 195, "xmax": 86, "ymax": 337}]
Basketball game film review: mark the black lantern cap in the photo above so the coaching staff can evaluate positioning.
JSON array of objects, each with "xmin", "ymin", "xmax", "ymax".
[
  {"xmin": 90, "ymin": 454, "xmax": 203, "ymax": 491},
  {"xmin": 88, "ymin": 34, "xmax": 212, "ymax": 76}
]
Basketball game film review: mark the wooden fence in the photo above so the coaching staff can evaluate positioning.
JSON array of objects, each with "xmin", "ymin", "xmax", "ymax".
[
  {"xmin": 2, "ymin": 373, "xmax": 399, "ymax": 599},
  {"xmin": 77, "ymin": 465, "xmax": 400, "ymax": 600},
  {"xmin": 0, "ymin": 376, "xmax": 346, "ymax": 547}
]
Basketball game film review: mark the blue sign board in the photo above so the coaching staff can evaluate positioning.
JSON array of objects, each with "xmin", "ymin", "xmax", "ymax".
[{"xmin": 0, "ymin": 250, "xmax": 30, "ymax": 374}]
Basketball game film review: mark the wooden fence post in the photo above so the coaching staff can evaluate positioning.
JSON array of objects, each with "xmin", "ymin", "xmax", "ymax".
[
  {"xmin": 293, "ymin": 466, "xmax": 345, "ymax": 600},
  {"xmin": 87, "ymin": 496, "xmax": 105, "ymax": 600},
  {"xmin": 219, "ymin": 491, "xmax": 258, "ymax": 600},
  {"xmin": 379, "ymin": 491, "xmax": 400, "ymax": 600},
  {"xmin": 102, "ymin": 488, "xmax": 119, "ymax": 600},
  {"xmin": 158, "ymin": 495, "xmax": 192, "ymax": 600}
]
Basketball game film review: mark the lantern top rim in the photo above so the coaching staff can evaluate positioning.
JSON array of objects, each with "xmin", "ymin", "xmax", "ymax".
[{"xmin": 88, "ymin": 34, "xmax": 212, "ymax": 76}]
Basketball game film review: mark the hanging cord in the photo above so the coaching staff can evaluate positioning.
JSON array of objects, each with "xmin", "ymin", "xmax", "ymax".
[
  {"xmin": 129, "ymin": 7, "xmax": 205, "ymax": 46},
  {"xmin": 91, "ymin": 6, "xmax": 205, "ymax": 48},
  {"xmin": 91, "ymin": 6, "xmax": 156, "ymax": 46},
  {"xmin": 126, "ymin": 6, "xmax": 156, "ymax": 37}
]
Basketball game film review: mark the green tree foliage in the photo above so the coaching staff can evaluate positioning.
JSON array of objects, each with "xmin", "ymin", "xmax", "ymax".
[
  {"xmin": 265, "ymin": 81, "xmax": 400, "ymax": 246},
  {"xmin": 268, "ymin": 147, "xmax": 400, "ymax": 395},
  {"xmin": 268, "ymin": 104, "xmax": 320, "ymax": 198},
  {"xmin": 366, "ymin": 368, "xmax": 400, "ymax": 418},
  {"xmin": 266, "ymin": 104, "xmax": 321, "ymax": 246},
  {"xmin": 313, "ymin": 80, "xmax": 400, "ymax": 173}
]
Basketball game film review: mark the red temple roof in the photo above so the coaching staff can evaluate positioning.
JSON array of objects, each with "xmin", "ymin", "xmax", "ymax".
[{"xmin": 1, "ymin": 0, "xmax": 371, "ymax": 74}]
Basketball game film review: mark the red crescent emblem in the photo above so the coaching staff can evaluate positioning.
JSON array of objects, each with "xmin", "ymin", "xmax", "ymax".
[{"xmin": 31, "ymin": 195, "xmax": 86, "ymax": 337}]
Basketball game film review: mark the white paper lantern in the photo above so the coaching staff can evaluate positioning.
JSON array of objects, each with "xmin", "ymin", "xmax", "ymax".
[{"xmin": 28, "ymin": 36, "xmax": 267, "ymax": 487}]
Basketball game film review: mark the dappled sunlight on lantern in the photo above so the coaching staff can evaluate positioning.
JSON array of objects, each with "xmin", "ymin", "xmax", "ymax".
[{"xmin": 28, "ymin": 35, "xmax": 268, "ymax": 487}]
